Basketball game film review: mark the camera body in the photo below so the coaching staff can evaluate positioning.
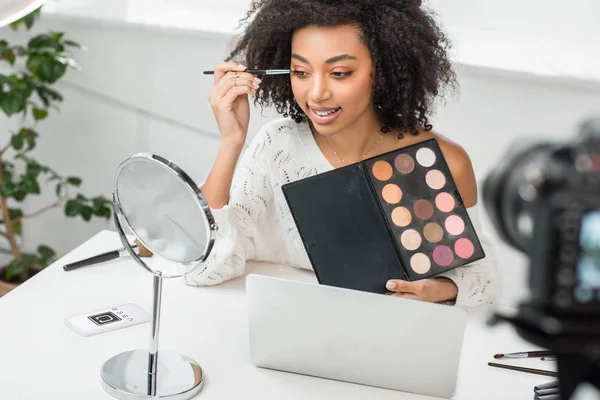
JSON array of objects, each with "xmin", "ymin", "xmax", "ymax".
[
  {"xmin": 484, "ymin": 117, "xmax": 600, "ymax": 317},
  {"xmin": 482, "ymin": 117, "xmax": 600, "ymax": 399}
]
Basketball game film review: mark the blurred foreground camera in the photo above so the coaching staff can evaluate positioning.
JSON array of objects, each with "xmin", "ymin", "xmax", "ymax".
[{"xmin": 483, "ymin": 116, "xmax": 600, "ymax": 400}]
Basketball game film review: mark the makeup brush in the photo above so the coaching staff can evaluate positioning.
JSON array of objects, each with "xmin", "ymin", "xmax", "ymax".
[
  {"xmin": 488, "ymin": 362, "xmax": 557, "ymax": 377},
  {"xmin": 493, "ymin": 350, "xmax": 553, "ymax": 359},
  {"xmin": 202, "ymin": 69, "xmax": 291, "ymax": 75},
  {"xmin": 63, "ymin": 240, "xmax": 153, "ymax": 271}
]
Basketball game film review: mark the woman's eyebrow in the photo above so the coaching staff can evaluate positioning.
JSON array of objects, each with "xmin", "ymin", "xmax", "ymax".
[{"xmin": 291, "ymin": 53, "xmax": 358, "ymax": 65}]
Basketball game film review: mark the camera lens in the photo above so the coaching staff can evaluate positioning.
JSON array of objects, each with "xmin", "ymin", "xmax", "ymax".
[{"xmin": 482, "ymin": 141, "xmax": 555, "ymax": 253}]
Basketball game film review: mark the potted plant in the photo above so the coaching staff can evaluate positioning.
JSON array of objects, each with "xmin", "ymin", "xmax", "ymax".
[{"xmin": 0, "ymin": 7, "xmax": 112, "ymax": 296}]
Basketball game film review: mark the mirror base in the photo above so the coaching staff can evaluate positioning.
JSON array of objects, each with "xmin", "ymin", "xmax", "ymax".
[{"xmin": 101, "ymin": 349, "xmax": 204, "ymax": 400}]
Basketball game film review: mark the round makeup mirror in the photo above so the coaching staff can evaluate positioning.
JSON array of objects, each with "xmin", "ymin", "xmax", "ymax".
[{"xmin": 101, "ymin": 153, "xmax": 218, "ymax": 400}]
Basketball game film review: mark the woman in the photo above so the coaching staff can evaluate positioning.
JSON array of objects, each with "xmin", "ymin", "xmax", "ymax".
[{"xmin": 185, "ymin": 0, "xmax": 500, "ymax": 307}]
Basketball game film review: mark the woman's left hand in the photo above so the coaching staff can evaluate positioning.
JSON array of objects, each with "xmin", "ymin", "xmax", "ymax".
[{"xmin": 385, "ymin": 278, "xmax": 458, "ymax": 303}]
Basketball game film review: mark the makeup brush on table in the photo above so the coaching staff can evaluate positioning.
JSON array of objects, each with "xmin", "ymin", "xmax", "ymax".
[
  {"xmin": 63, "ymin": 239, "xmax": 153, "ymax": 271},
  {"xmin": 493, "ymin": 350, "xmax": 554, "ymax": 359}
]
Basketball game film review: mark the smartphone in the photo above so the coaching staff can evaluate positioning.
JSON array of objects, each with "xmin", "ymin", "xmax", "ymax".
[{"xmin": 64, "ymin": 303, "xmax": 150, "ymax": 337}]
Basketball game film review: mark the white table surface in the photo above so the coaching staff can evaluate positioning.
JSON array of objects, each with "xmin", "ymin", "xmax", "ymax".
[{"xmin": 0, "ymin": 230, "xmax": 556, "ymax": 400}]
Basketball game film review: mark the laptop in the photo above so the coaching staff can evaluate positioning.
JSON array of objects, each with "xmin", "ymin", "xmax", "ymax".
[{"xmin": 246, "ymin": 274, "xmax": 467, "ymax": 399}]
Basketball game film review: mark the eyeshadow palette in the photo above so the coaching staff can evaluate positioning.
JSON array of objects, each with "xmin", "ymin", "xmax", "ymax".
[
  {"xmin": 361, "ymin": 139, "xmax": 485, "ymax": 281},
  {"xmin": 281, "ymin": 138, "xmax": 486, "ymax": 293}
]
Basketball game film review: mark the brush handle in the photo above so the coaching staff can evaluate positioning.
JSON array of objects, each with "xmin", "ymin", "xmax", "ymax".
[
  {"xmin": 63, "ymin": 250, "xmax": 121, "ymax": 271},
  {"xmin": 536, "ymin": 388, "xmax": 561, "ymax": 396},
  {"xmin": 535, "ymin": 381, "xmax": 559, "ymax": 391},
  {"xmin": 535, "ymin": 394, "xmax": 560, "ymax": 400},
  {"xmin": 63, "ymin": 245, "xmax": 136, "ymax": 271},
  {"xmin": 202, "ymin": 69, "xmax": 290, "ymax": 75},
  {"xmin": 488, "ymin": 362, "xmax": 557, "ymax": 377},
  {"xmin": 503, "ymin": 350, "xmax": 553, "ymax": 358}
]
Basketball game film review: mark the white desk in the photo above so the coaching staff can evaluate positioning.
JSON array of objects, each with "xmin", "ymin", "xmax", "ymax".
[{"xmin": 0, "ymin": 230, "xmax": 555, "ymax": 400}]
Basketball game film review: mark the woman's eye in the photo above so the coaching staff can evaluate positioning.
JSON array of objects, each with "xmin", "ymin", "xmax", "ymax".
[
  {"xmin": 332, "ymin": 71, "xmax": 352, "ymax": 78},
  {"xmin": 292, "ymin": 70, "xmax": 307, "ymax": 77}
]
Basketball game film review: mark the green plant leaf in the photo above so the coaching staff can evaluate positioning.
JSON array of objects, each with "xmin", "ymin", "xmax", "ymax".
[
  {"xmin": 92, "ymin": 196, "xmax": 108, "ymax": 211},
  {"xmin": 32, "ymin": 108, "xmax": 48, "ymax": 121},
  {"xmin": 55, "ymin": 183, "xmax": 62, "ymax": 196},
  {"xmin": 0, "ymin": 91, "xmax": 27, "ymax": 116},
  {"xmin": 10, "ymin": 133, "xmax": 24, "ymax": 150},
  {"xmin": 23, "ymin": 7, "xmax": 42, "ymax": 29},
  {"xmin": 37, "ymin": 245, "xmax": 55, "ymax": 261},
  {"xmin": 0, "ymin": 49, "xmax": 15, "ymax": 65},
  {"xmin": 21, "ymin": 253, "xmax": 39, "ymax": 270},
  {"xmin": 65, "ymin": 199, "xmax": 82, "ymax": 216},
  {"xmin": 4, "ymin": 259, "xmax": 22, "ymax": 281},
  {"xmin": 24, "ymin": 130, "xmax": 39, "ymax": 151},
  {"xmin": 12, "ymin": 45, "xmax": 27, "ymax": 56},
  {"xmin": 81, "ymin": 206, "xmax": 92, "ymax": 221},
  {"xmin": 0, "ymin": 73, "xmax": 13, "ymax": 87},
  {"xmin": 13, "ymin": 190, "xmax": 26, "ymax": 201},
  {"xmin": 35, "ymin": 85, "xmax": 63, "ymax": 107},
  {"xmin": 9, "ymin": 20, "xmax": 23, "ymax": 32},
  {"xmin": 21, "ymin": 178, "xmax": 40, "ymax": 194},
  {"xmin": 9, "ymin": 6, "xmax": 41, "ymax": 32},
  {"xmin": 0, "ymin": 181, "xmax": 15, "ymax": 197},
  {"xmin": 13, "ymin": 220, "xmax": 22, "ymax": 236},
  {"xmin": 27, "ymin": 53, "xmax": 68, "ymax": 84},
  {"xmin": 66, "ymin": 176, "xmax": 82, "ymax": 187},
  {"xmin": 96, "ymin": 205, "xmax": 112, "ymax": 219},
  {"xmin": 28, "ymin": 34, "xmax": 62, "ymax": 51},
  {"xmin": 63, "ymin": 40, "xmax": 82, "ymax": 49},
  {"xmin": 26, "ymin": 161, "xmax": 42, "ymax": 178},
  {"xmin": 8, "ymin": 208, "xmax": 23, "ymax": 220}
]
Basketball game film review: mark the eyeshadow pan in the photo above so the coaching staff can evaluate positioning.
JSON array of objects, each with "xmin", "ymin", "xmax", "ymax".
[
  {"xmin": 445, "ymin": 215, "xmax": 465, "ymax": 235},
  {"xmin": 423, "ymin": 222, "xmax": 443, "ymax": 243},
  {"xmin": 413, "ymin": 199, "xmax": 434, "ymax": 220},
  {"xmin": 435, "ymin": 192, "xmax": 455, "ymax": 212},
  {"xmin": 432, "ymin": 245, "xmax": 453, "ymax": 267},
  {"xmin": 425, "ymin": 170, "xmax": 446, "ymax": 190},
  {"xmin": 394, "ymin": 154, "xmax": 415, "ymax": 174},
  {"xmin": 372, "ymin": 161, "xmax": 393, "ymax": 181},
  {"xmin": 392, "ymin": 206, "xmax": 412, "ymax": 227},
  {"xmin": 455, "ymin": 238, "xmax": 475, "ymax": 259},
  {"xmin": 400, "ymin": 229, "xmax": 422, "ymax": 251},
  {"xmin": 416, "ymin": 147, "xmax": 436, "ymax": 167},
  {"xmin": 410, "ymin": 253, "xmax": 431, "ymax": 274},
  {"xmin": 382, "ymin": 184, "xmax": 402, "ymax": 204}
]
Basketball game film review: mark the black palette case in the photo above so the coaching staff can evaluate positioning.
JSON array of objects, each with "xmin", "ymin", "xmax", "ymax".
[{"xmin": 281, "ymin": 139, "xmax": 485, "ymax": 294}]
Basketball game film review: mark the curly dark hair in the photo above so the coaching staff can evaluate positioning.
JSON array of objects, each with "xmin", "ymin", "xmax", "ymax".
[{"xmin": 225, "ymin": 0, "xmax": 457, "ymax": 138}]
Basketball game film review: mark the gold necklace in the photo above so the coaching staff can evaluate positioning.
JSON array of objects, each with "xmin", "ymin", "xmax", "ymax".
[{"xmin": 324, "ymin": 134, "xmax": 384, "ymax": 165}]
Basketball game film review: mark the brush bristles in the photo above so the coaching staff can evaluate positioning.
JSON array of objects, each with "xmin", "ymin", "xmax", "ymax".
[{"xmin": 135, "ymin": 239, "xmax": 154, "ymax": 258}]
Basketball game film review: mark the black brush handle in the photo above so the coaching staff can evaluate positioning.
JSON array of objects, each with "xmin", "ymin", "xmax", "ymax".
[
  {"xmin": 63, "ymin": 250, "xmax": 120, "ymax": 271},
  {"xmin": 535, "ymin": 381, "xmax": 559, "ymax": 391},
  {"xmin": 535, "ymin": 394, "xmax": 560, "ymax": 400},
  {"xmin": 488, "ymin": 362, "xmax": 557, "ymax": 377},
  {"xmin": 535, "ymin": 388, "xmax": 561, "ymax": 396}
]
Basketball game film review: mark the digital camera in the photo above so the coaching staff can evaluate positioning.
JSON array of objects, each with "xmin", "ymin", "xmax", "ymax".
[{"xmin": 482, "ymin": 116, "xmax": 600, "ymax": 400}]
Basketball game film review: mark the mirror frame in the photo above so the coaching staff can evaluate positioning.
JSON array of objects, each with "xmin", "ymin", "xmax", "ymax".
[{"xmin": 112, "ymin": 153, "xmax": 217, "ymax": 275}]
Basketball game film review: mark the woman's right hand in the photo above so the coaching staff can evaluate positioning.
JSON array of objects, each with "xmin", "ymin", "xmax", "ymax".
[{"xmin": 207, "ymin": 62, "xmax": 260, "ymax": 146}]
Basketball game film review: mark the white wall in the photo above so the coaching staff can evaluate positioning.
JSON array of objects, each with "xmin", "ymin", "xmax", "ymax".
[{"xmin": 0, "ymin": 3, "xmax": 598, "ymax": 308}]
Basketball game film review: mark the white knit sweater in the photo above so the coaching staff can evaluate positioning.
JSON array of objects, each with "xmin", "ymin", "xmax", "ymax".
[{"xmin": 184, "ymin": 117, "xmax": 501, "ymax": 308}]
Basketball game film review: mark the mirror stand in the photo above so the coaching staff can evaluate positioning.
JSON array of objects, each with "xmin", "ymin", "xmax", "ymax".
[{"xmin": 100, "ymin": 196, "xmax": 204, "ymax": 400}]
